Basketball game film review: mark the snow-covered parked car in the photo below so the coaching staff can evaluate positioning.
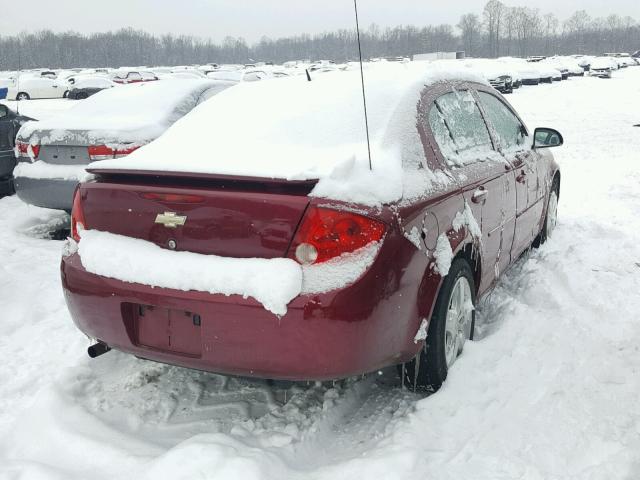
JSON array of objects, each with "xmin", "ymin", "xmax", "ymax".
[
  {"xmin": 206, "ymin": 69, "xmax": 269, "ymax": 82},
  {"xmin": 14, "ymin": 79, "xmax": 233, "ymax": 211},
  {"xmin": 66, "ymin": 76, "xmax": 116, "ymax": 100},
  {"xmin": 466, "ymin": 60, "xmax": 518, "ymax": 94},
  {"xmin": 111, "ymin": 70, "xmax": 158, "ymax": 84},
  {"xmin": 499, "ymin": 58, "xmax": 541, "ymax": 85},
  {"xmin": 590, "ymin": 57, "xmax": 617, "ymax": 78},
  {"xmin": 6, "ymin": 74, "xmax": 68, "ymax": 100},
  {"xmin": 62, "ymin": 63, "xmax": 563, "ymax": 391}
]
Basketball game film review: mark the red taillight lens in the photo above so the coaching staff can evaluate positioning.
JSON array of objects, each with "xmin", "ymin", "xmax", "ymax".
[
  {"xmin": 71, "ymin": 188, "xmax": 86, "ymax": 242},
  {"xmin": 16, "ymin": 141, "xmax": 39, "ymax": 159},
  {"xmin": 87, "ymin": 145, "xmax": 113, "ymax": 160},
  {"xmin": 88, "ymin": 145, "xmax": 140, "ymax": 160},
  {"xmin": 16, "ymin": 141, "xmax": 28, "ymax": 156},
  {"xmin": 288, "ymin": 206, "xmax": 386, "ymax": 265}
]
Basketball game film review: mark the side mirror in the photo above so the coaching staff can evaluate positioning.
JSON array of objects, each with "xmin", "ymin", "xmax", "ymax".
[
  {"xmin": 0, "ymin": 105, "xmax": 8, "ymax": 119},
  {"xmin": 533, "ymin": 127, "xmax": 563, "ymax": 149}
]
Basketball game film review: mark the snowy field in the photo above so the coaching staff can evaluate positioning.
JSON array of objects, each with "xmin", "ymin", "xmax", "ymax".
[{"xmin": 1, "ymin": 69, "xmax": 640, "ymax": 479}]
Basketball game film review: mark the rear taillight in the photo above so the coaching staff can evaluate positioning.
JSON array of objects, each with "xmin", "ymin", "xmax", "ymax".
[
  {"xmin": 88, "ymin": 145, "xmax": 140, "ymax": 161},
  {"xmin": 71, "ymin": 188, "xmax": 86, "ymax": 242},
  {"xmin": 288, "ymin": 206, "xmax": 386, "ymax": 265},
  {"xmin": 16, "ymin": 141, "xmax": 40, "ymax": 159}
]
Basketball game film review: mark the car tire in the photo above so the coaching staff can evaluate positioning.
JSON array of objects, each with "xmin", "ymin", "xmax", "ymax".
[
  {"xmin": 399, "ymin": 258, "xmax": 476, "ymax": 392},
  {"xmin": 16, "ymin": 92, "xmax": 30, "ymax": 101},
  {"xmin": 535, "ymin": 179, "xmax": 559, "ymax": 247}
]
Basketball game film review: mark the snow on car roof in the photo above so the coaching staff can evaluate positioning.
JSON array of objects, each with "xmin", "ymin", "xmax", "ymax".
[
  {"xmin": 90, "ymin": 62, "xmax": 487, "ymax": 206},
  {"xmin": 19, "ymin": 79, "xmax": 231, "ymax": 145}
]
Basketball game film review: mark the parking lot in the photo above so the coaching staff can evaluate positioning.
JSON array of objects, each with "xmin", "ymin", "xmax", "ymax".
[{"xmin": 0, "ymin": 67, "xmax": 638, "ymax": 479}]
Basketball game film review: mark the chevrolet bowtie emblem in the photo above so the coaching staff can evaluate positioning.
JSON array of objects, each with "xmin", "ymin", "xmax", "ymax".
[{"xmin": 154, "ymin": 212, "xmax": 187, "ymax": 228}]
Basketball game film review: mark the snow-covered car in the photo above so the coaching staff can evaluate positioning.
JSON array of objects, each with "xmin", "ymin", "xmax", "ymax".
[
  {"xmin": 466, "ymin": 60, "xmax": 518, "ymax": 94},
  {"xmin": 590, "ymin": 57, "xmax": 616, "ymax": 78},
  {"xmin": 0, "ymin": 104, "xmax": 33, "ymax": 196},
  {"xmin": 156, "ymin": 72, "xmax": 205, "ymax": 80},
  {"xmin": 535, "ymin": 65, "xmax": 562, "ymax": 83},
  {"xmin": 206, "ymin": 69, "xmax": 269, "ymax": 82},
  {"xmin": 499, "ymin": 58, "xmax": 541, "ymax": 85},
  {"xmin": 62, "ymin": 64, "xmax": 563, "ymax": 391},
  {"xmin": 14, "ymin": 79, "xmax": 234, "ymax": 211},
  {"xmin": 545, "ymin": 57, "xmax": 584, "ymax": 77},
  {"xmin": 6, "ymin": 75, "xmax": 68, "ymax": 100},
  {"xmin": 111, "ymin": 70, "xmax": 158, "ymax": 84},
  {"xmin": 66, "ymin": 76, "xmax": 116, "ymax": 100}
]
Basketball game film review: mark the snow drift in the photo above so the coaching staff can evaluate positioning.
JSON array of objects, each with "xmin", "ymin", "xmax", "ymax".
[{"xmin": 76, "ymin": 230, "xmax": 302, "ymax": 316}]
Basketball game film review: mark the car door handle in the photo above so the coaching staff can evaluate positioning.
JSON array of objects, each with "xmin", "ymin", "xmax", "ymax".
[
  {"xmin": 516, "ymin": 170, "xmax": 526, "ymax": 184},
  {"xmin": 472, "ymin": 188, "xmax": 488, "ymax": 204}
]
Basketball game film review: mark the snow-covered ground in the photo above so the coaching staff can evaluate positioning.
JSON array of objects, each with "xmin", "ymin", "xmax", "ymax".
[{"xmin": 1, "ymin": 69, "xmax": 640, "ymax": 479}]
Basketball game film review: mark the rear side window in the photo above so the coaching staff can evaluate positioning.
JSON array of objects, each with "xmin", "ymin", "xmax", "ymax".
[
  {"xmin": 429, "ymin": 91, "xmax": 493, "ymax": 166},
  {"xmin": 477, "ymin": 91, "xmax": 527, "ymax": 151}
]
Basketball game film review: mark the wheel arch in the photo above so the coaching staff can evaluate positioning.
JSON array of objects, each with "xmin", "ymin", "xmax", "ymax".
[
  {"xmin": 417, "ymin": 237, "xmax": 482, "ymax": 325},
  {"xmin": 454, "ymin": 242, "xmax": 482, "ymax": 296}
]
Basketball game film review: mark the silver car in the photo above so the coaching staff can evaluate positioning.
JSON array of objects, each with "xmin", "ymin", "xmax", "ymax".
[{"xmin": 14, "ymin": 79, "xmax": 235, "ymax": 211}]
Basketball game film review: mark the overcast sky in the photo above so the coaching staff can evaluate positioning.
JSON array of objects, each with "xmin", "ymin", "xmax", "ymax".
[{"xmin": 1, "ymin": 0, "xmax": 639, "ymax": 42}]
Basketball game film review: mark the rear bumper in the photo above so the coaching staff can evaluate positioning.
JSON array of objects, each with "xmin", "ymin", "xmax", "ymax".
[
  {"xmin": 14, "ymin": 176, "xmax": 77, "ymax": 211},
  {"xmin": 61, "ymin": 243, "xmax": 428, "ymax": 380}
]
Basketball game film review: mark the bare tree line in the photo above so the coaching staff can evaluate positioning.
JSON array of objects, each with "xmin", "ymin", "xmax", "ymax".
[{"xmin": 0, "ymin": 2, "xmax": 638, "ymax": 70}]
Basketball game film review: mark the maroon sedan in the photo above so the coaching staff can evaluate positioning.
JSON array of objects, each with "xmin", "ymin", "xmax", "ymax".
[{"xmin": 61, "ymin": 72, "xmax": 562, "ymax": 390}]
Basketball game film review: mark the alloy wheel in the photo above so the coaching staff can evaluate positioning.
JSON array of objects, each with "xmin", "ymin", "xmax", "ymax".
[{"xmin": 444, "ymin": 276, "xmax": 473, "ymax": 367}]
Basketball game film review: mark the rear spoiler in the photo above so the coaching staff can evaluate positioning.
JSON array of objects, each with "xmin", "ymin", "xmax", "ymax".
[{"xmin": 86, "ymin": 168, "xmax": 319, "ymax": 193}]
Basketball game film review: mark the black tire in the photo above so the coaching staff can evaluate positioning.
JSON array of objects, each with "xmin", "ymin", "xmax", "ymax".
[
  {"xmin": 16, "ymin": 92, "xmax": 30, "ymax": 101},
  {"xmin": 534, "ymin": 178, "xmax": 560, "ymax": 247},
  {"xmin": 400, "ymin": 258, "xmax": 476, "ymax": 392}
]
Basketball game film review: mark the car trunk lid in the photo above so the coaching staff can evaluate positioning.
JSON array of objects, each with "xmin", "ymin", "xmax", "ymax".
[{"xmin": 79, "ymin": 172, "xmax": 314, "ymax": 258}]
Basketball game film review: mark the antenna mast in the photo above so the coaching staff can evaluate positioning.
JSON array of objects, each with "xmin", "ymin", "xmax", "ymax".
[{"xmin": 353, "ymin": 0, "xmax": 372, "ymax": 170}]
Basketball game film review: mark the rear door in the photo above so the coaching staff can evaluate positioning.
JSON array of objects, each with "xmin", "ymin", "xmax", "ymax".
[
  {"xmin": 426, "ymin": 88, "xmax": 515, "ymax": 293},
  {"xmin": 476, "ymin": 91, "xmax": 543, "ymax": 260}
]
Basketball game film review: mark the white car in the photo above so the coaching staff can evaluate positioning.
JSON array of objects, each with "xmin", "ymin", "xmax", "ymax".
[
  {"xmin": 6, "ymin": 75, "xmax": 68, "ymax": 101},
  {"xmin": 590, "ymin": 57, "xmax": 617, "ymax": 78},
  {"xmin": 206, "ymin": 69, "xmax": 269, "ymax": 82}
]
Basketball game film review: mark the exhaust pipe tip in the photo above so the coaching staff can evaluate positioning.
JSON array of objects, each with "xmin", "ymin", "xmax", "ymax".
[{"xmin": 88, "ymin": 342, "xmax": 111, "ymax": 359}]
